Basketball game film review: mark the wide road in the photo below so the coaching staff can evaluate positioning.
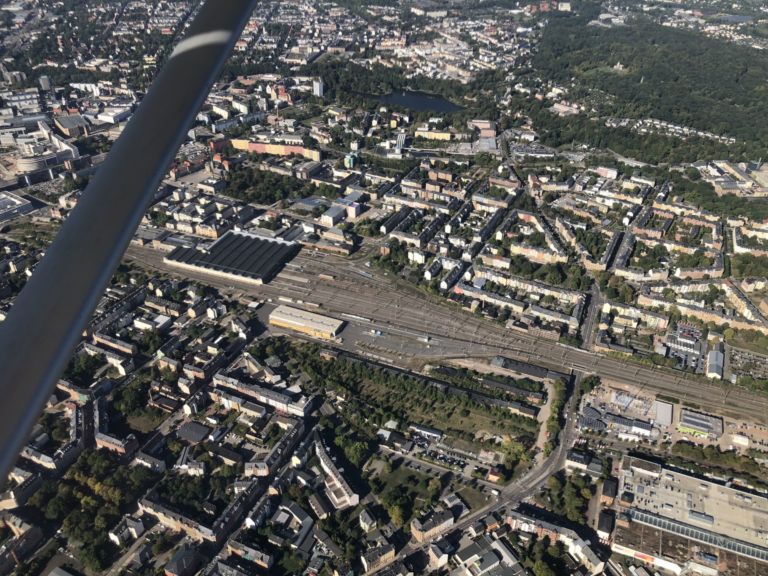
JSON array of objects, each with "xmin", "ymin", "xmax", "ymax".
[{"xmin": 124, "ymin": 244, "xmax": 768, "ymax": 424}]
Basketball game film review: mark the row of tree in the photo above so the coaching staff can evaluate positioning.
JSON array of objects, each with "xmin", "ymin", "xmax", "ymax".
[{"xmin": 543, "ymin": 379, "xmax": 567, "ymax": 456}]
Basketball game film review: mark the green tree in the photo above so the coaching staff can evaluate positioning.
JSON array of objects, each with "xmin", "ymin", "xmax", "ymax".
[
  {"xmin": 389, "ymin": 504, "xmax": 405, "ymax": 527},
  {"xmin": 533, "ymin": 559, "xmax": 557, "ymax": 576}
]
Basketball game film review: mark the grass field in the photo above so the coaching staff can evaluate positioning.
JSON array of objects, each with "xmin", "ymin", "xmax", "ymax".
[
  {"xmin": 127, "ymin": 411, "xmax": 166, "ymax": 434},
  {"xmin": 458, "ymin": 485, "xmax": 489, "ymax": 510},
  {"xmin": 378, "ymin": 465, "xmax": 435, "ymax": 507},
  {"xmin": 729, "ymin": 335, "xmax": 768, "ymax": 357},
  {"xmin": 371, "ymin": 461, "xmax": 444, "ymax": 524}
]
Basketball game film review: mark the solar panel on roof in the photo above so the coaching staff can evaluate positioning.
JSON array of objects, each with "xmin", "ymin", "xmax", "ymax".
[
  {"xmin": 226, "ymin": 240, "xmax": 260, "ymax": 271},
  {"xmin": 251, "ymin": 241, "xmax": 285, "ymax": 275},
  {"xmin": 630, "ymin": 510, "xmax": 768, "ymax": 561},
  {"xmin": 243, "ymin": 251, "xmax": 272, "ymax": 277},
  {"xmin": 213, "ymin": 235, "xmax": 250, "ymax": 267},
  {"xmin": 216, "ymin": 237, "xmax": 255, "ymax": 267},
  {"xmin": 243, "ymin": 243, "xmax": 279, "ymax": 277},
  {"xmin": 204, "ymin": 234, "xmax": 238, "ymax": 260},
  {"xmin": 165, "ymin": 232, "xmax": 298, "ymax": 283},
  {"xmin": 583, "ymin": 406, "xmax": 601, "ymax": 419},
  {"xmin": 247, "ymin": 241, "xmax": 279, "ymax": 271},
  {"xmin": 167, "ymin": 246, "xmax": 198, "ymax": 264}
]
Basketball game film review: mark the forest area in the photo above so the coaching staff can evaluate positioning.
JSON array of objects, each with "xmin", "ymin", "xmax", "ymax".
[{"xmin": 532, "ymin": 3, "xmax": 768, "ymax": 160}]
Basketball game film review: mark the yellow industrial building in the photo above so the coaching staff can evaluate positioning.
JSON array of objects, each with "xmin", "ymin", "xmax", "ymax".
[{"xmin": 269, "ymin": 305, "xmax": 344, "ymax": 340}]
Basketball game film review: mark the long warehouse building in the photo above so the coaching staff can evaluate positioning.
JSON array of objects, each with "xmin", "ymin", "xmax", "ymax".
[
  {"xmin": 164, "ymin": 230, "xmax": 298, "ymax": 285},
  {"xmin": 269, "ymin": 305, "xmax": 345, "ymax": 340}
]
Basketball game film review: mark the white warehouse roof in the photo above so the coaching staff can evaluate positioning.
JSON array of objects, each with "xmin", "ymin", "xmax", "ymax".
[{"xmin": 269, "ymin": 305, "xmax": 344, "ymax": 337}]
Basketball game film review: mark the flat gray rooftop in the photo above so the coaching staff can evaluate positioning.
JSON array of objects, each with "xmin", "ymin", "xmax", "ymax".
[
  {"xmin": 622, "ymin": 457, "xmax": 768, "ymax": 556},
  {"xmin": 0, "ymin": 191, "xmax": 34, "ymax": 222}
]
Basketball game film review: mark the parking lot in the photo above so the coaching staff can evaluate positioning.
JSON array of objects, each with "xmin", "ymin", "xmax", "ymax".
[{"xmin": 401, "ymin": 433, "xmax": 504, "ymax": 495}]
